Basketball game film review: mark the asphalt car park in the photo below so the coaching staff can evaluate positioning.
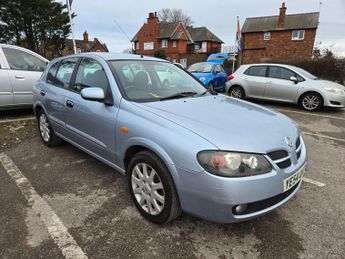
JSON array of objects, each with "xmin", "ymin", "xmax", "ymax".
[{"xmin": 0, "ymin": 101, "xmax": 344, "ymax": 259}]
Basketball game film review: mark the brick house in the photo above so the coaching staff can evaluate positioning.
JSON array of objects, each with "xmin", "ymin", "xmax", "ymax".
[
  {"xmin": 131, "ymin": 12, "xmax": 223, "ymax": 67},
  {"xmin": 241, "ymin": 3, "xmax": 319, "ymax": 64},
  {"xmin": 62, "ymin": 31, "xmax": 108, "ymax": 56}
]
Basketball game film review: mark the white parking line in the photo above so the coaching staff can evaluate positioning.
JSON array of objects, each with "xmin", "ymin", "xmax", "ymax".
[
  {"xmin": 275, "ymin": 108, "xmax": 345, "ymax": 121},
  {"xmin": 0, "ymin": 153, "xmax": 88, "ymax": 259},
  {"xmin": 303, "ymin": 177, "xmax": 326, "ymax": 187},
  {"xmin": 0, "ymin": 117, "xmax": 36, "ymax": 124},
  {"xmin": 302, "ymin": 131, "xmax": 345, "ymax": 143}
]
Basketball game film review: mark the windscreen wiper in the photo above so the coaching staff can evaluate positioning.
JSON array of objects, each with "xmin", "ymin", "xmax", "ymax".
[{"xmin": 160, "ymin": 92, "xmax": 198, "ymax": 101}]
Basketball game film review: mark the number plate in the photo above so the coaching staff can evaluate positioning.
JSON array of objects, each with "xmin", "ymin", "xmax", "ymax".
[{"xmin": 284, "ymin": 164, "xmax": 306, "ymax": 192}]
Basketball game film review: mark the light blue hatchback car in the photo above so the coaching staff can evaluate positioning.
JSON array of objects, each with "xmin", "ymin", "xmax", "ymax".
[{"xmin": 33, "ymin": 53, "xmax": 307, "ymax": 224}]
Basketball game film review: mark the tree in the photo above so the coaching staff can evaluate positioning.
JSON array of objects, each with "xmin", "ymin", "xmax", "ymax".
[
  {"xmin": 154, "ymin": 49, "xmax": 167, "ymax": 59},
  {"xmin": 158, "ymin": 8, "xmax": 194, "ymax": 27},
  {"xmin": 0, "ymin": 0, "xmax": 72, "ymax": 58}
]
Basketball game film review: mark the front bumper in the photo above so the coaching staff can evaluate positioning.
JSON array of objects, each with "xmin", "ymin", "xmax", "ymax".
[
  {"xmin": 324, "ymin": 92, "xmax": 345, "ymax": 108},
  {"xmin": 175, "ymin": 141, "xmax": 307, "ymax": 223}
]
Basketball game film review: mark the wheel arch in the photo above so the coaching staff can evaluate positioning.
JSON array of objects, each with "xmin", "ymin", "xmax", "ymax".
[{"xmin": 297, "ymin": 90, "xmax": 325, "ymax": 106}]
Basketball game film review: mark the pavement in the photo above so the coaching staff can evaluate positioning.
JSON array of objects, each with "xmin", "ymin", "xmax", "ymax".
[{"xmin": 0, "ymin": 101, "xmax": 344, "ymax": 259}]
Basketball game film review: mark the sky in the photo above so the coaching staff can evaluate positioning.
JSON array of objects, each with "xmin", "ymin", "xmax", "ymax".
[{"xmin": 68, "ymin": 0, "xmax": 345, "ymax": 56}]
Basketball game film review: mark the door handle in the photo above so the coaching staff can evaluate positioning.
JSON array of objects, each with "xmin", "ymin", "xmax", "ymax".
[
  {"xmin": 40, "ymin": 90, "xmax": 46, "ymax": 96},
  {"xmin": 66, "ymin": 100, "xmax": 74, "ymax": 108},
  {"xmin": 15, "ymin": 75, "xmax": 25, "ymax": 79}
]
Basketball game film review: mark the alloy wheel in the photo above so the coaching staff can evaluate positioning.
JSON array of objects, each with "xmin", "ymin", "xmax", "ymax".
[
  {"xmin": 39, "ymin": 113, "xmax": 50, "ymax": 142},
  {"xmin": 230, "ymin": 88, "xmax": 242, "ymax": 98},
  {"xmin": 131, "ymin": 163, "xmax": 165, "ymax": 215},
  {"xmin": 302, "ymin": 95, "xmax": 320, "ymax": 111}
]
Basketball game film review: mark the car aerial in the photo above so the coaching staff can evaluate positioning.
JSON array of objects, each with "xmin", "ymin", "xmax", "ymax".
[
  {"xmin": 33, "ymin": 53, "xmax": 307, "ymax": 224},
  {"xmin": 188, "ymin": 62, "xmax": 228, "ymax": 91},
  {"xmin": 225, "ymin": 63, "xmax": 345, "ymax": 111},
  {"xmin": 0, "ymin": 44, "xmax": 48, "ymax": 109}
]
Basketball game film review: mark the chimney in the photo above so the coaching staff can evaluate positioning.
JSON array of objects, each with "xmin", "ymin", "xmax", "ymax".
[
  {"xmin": 83, "ymin": 31, "xmax": 89, "ymax": 42},
  {"xmin": 147, "ymin": 12, "xmax": 158, "ymax": 24},
  {"xmin": 278, "ymin": 2, "xmax": 287, "ymax": 28}
]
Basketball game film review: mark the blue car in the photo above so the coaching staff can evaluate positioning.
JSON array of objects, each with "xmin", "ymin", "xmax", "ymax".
[
  {"xmin": 188, "ymin": 62, "xmax": 228, "ymax": 91},
  {"xmin": 33, "ymin": 53, "xmax": 307, "ymax": 224}
]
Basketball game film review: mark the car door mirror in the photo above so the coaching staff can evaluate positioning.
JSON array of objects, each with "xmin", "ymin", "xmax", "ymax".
[
  {"xmin": 290, "ymin": 76, "xmax": 298, "ymax": 84},
  {"xmin": 81, "ymin": 87, "xmax": 105, "ymax": 102}
]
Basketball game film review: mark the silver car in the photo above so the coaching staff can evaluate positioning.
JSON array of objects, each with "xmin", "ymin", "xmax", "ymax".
[
  {"xmin": 226, "ymin": 64, "xmax": 345, "ymax": 111},
  {"xmin": 33, "ymin": 53, "xmax": 307, "ymax": 224},
  {"xmin": 0, "ymin": 44, "xmax": 48, "ymax": 109}
]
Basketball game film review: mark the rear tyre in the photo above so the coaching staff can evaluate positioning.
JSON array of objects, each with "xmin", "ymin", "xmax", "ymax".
[
  {"xmin": 229, "ymin": 86, "xmax": 245, "ymax": 99},
  {"xmin": 299, "ymin": 93, "xmax": 323, "ymax": 111},
  {"xmin": 37, "ymin": 110, "xmax": 62, "ymax": 147},
  {"xmin": 208, "ymin": 82, "xmax": 214, "ymax": 91},
  {"xmin": 127, "ymin": 151, "xmax": 181, "ymax": 224}
]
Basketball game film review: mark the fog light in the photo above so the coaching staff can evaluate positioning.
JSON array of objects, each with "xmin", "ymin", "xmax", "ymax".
[{"xmin": 234, "ymin": 204, "xmax": 248, "ymax": 214}]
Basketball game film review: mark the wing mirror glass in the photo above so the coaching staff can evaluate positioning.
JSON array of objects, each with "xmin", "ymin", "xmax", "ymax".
[{"xmin": 81, "ymin": 87, "xmax": 105, "ymax": 102}]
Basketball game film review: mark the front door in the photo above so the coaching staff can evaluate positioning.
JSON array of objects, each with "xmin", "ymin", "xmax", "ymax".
[
  {"xmin": 65, "ymin": 57, "xmax": 118, "ymax": 163},
  {"xmin": 265, "ymin": 66, "xmax": 299, "ymax": 102},
  {"xmin": 2, "ymin": 47, "xmax": 47, "ymax": 105}
]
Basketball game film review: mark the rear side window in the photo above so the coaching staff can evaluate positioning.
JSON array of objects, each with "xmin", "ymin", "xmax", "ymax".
[
  {"xmin": 73, "ymin": 58, "xmax": 109, "ymax": 93},
  {"xmin": 244, "ymin": 66, "xmax": 267, "ymax": 77},
  {"xmin": 55, "ymin": 59, "xmax": 78, "ymax": 88},
  {"xmin": 3, "ymin": 47, "xmax": 46, "ymax": 72},
  {"xmin": 269, "ymin": 67, "xmax": 295, "ymax": 80}
]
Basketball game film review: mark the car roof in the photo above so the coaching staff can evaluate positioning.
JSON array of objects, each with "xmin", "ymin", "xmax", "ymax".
[
  {"xmin": 241, "ymin": 63, "xmax": 296, "ymax": 69},
  {"xmin": 59, "ymin": 52, "xmax": 169, "ymax": 62}
]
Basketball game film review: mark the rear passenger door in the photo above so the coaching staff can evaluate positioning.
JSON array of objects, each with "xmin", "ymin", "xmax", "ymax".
[
  {"xmin": 2, "ymin": 46, "xmax": 47, "ymax": 105},
  {"xmin": 0, "ymin": 47, "xmax": 13, "ymax": 107},
  {"xmin": 64, "ymin": 57, "xmax": 118, "ymax": 163},
  {"xmin": 43, "ymin": 58, "xmax": 79, "ymax": 135},
  {"xmin": 265, "ymin": 66, "xmax": 299, "ymax": 102},
  {"xmin": 242, "ymin": 66, "xmax": 268, "ymax": 98}
]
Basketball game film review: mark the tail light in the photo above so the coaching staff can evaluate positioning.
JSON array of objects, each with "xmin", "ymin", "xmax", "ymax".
[{"xmin": 228, "ymin": 75, "xmax": 235, "ymax": 80}]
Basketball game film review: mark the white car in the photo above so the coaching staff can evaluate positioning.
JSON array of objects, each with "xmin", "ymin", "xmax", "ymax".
[
  {"xmin": 225, "ymin": 64, "xmax": 345, "ymax": 111},
  {"xmin": 0, "ymin": 44, "xmax": 48, "ymax": 109}
]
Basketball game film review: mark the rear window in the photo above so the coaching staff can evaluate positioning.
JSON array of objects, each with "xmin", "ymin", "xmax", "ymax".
[{"xmin": 244, "ymin": 66, "xmax": 267, "ymax": 77}]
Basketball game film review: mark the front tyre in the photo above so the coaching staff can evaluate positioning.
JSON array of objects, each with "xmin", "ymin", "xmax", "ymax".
[
  {"xmin": 127, "ymin": 151, "xmax": 181, "ymax": 224},
  {"xmin": 300, "ymin": 93, "xmax": 323, "ymax": 111},
  {"xmin": 37, "ymin": 110, "xmax": 62, "ymax": 147}
]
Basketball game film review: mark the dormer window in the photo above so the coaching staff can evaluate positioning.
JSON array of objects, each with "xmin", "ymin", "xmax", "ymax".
[{"xmin": 264, "ymin": 32, "xmax": 271, "ymax": 40}]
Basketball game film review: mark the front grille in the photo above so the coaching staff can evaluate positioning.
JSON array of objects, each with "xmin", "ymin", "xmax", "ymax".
[
  {"xmin": 232, "ymin": 183, "xmax": 299, "ymax": 215},
  {"xmin": 267, "ymin": 150, "xmax": 291, "ymax": 169},
  {"xmin": 267, "ymin": 136, "xmax": 302, "ymax": 169}
]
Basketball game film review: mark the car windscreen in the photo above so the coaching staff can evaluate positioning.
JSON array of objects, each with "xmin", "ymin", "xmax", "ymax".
[
  {"xmin": 110, "ymin": 60, "xmax": 208, "ymax": 102},
  {"xmin": 291, "ymin": 66, "xmax": 318, "ymax": 80},
  {"xmin": 188, "ymin": 63, "xmax": 213, "ymax": 73}
]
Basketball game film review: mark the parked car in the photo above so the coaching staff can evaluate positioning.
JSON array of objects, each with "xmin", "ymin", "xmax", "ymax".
[
  {"xmin": 156, "ymin": 66, "xmax": 181, "ymax": 87},
  {"xmin": 33, "ymin": 53, "xmax": 307, "ymax": 224},
  {"xmin": 226, "ymin": 64, "xmax": 345, "ymax": 111},
  {"xmin": 188, "ymin": 62, "xmax": 228, "ymax": 91},
  {"xmin": 0, "ymin": 44, "xmax": 48, "ymax": 109}
]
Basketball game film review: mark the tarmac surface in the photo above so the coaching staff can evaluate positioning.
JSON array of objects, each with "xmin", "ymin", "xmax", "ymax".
[{"xmin": 0, "ymin": 100, "xmax": 344, "ymax": 259}]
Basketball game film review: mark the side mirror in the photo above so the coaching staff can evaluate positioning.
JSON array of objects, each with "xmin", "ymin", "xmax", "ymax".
[
  {"xmin": 290, "ymin": 76, "xmax": 298, "ymax": 84},
  {"xmin": 81, "ymin": 87, "xmax": 105, "ymax": 102}
]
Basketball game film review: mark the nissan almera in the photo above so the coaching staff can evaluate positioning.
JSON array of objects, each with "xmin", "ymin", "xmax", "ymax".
[{"xmin": 33, "ymin": 53, "xmax": 307, "ymax": 224}]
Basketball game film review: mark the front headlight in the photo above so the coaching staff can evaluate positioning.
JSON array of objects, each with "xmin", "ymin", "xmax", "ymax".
[
  {"xmin": 199, "ymin": 77, "xmax": 206, "ymax": 82},
  {"xmin": 197, "ymin": 151, "xmax": 272, "ymax": 177},
  {"xmin": 324, "ymin": 87, "xmax": 344, "ymax": 95}
]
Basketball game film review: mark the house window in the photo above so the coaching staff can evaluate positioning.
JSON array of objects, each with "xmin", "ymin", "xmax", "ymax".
[
  {"xmin": 161, "ymin": 39, "xmax": 168, "ymax": 48},
  {"xmin": 264, "ymin": 32, "xmax": 270, "ymax": 40},
  {"xmin": 135, "ymin": 42, "xmax": 139, "ymax": 50},
  {"xmin": 76, "ymin": 48, "xmax": 81, "ymax": 53},
  {"xmin": 201, "ymin": 42, "xmax": 207, "ymax": 53},
  {"xmin": 173, "ymin": 41, "xmax": 177, "ymax": 48},
  {"xmin": 292, "ymin": 30, "xmax": 305, "ymax": 40},
  {"xmin": 195, "ymin": 45, "xmax": 200, "ymax": 51}
]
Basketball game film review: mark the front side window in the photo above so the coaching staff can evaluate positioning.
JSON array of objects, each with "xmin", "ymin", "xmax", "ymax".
[
  {"xmin": 3, "ymin": 47, "xmax": 46, "ymax": 72},
  {"xmin": 264, "ymin": 32, "xmax": 271, "ymax": 40},
  {"xmin": 292, "ymin": 30, "xmax": 305, "ymax": 40},
  {"xmin": 244, "ymin": 66, "xmax": 267, "ymax": 77},
  {"xmin": 55, "ymin": 58, "xmax": 78, "ymax": 88},
  {"xmin": 73, "ymin": 58, "xmax": 109, "ymax": 93},
  {"xmin": 161, "ymin": 39, "xmax": 168, "ymax": 48},
  {"xmin": 269, "ymin": 67, "xmax": 295, "ymax": 80},
  {"xmin": 214, "ymin": 65, "xmax": 222, "ymax": 73},
  {"xmin": 110, "ymin": 60, "xmax": 207, "ymax": 102},
  {"xmin": 46, "ymin": 62, "xmax": 61, "ymax": 85}
]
